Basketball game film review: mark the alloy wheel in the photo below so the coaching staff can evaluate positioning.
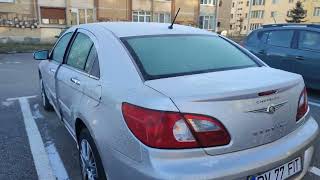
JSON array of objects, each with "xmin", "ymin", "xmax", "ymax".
[{"xmin": 80, "ymin": 139, "xmax": 98, "ymax": 180}]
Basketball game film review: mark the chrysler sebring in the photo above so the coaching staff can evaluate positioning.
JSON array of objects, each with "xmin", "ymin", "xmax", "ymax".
[{"xmin": 34, "ymin": 22, "xmax": 319, "ymax": 180}]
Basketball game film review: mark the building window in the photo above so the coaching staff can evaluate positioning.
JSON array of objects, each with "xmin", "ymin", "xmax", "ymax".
[
  {"xmin": 71, "ymin": 8, "xmax": 94, "ymax": 25},
  {"xmin": 199, "ymin": 15, "xmax": 215, "ymax": 30},
  {"xmin": 40, "ymin": 7, "xmax": 66, "ymax": 25},
  {"xmin": 246, "ymin": 1, "xmax": 250, "ymax": 6},
  {"xmin": 272, "ymin": 0, "xmax": 279, "ymax": 4},
  {"xmin": 251, "ymin": 10, "xmax": 264, "ymax": 18},
  {"xmin": 232, "ymin": 2, "xmax": 235, "ymax": 7},
  {"xmin": 200, "ymin": 0, "xmax": 217, "ymax": 5},
  {"xmin": 252, "ymin": 0, "xmax": 265, "ymax": 5},
  {"xmin": 289, "ymin": 0, "xmax": 294, "ymax": 3},
  {"xmin": 132, "ymin": 11, "xmax": 151, "ymax": 22},
  {"xmin": 250, "ymin": 23, "xmax": 262, "ymax": 30},
  {"xmin": 154, "ymin": 12, "xmax": 171, "ymax": 23},
  {"xmin": 314, "ymin": 7, "xmax": 320, "ymax": 16}
]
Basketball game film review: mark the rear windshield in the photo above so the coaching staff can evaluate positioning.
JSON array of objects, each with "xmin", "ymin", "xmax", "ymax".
[{"xmin": 122, "ymin": 35, "xmax": 259, "ymax": 80}]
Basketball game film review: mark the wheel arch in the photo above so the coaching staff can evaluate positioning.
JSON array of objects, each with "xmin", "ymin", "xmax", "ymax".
[{"xmin": 75, "ymin": 118, "xmax": 88, "ymax": 141}]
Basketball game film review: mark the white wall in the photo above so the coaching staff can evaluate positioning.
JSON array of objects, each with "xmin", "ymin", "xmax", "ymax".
[{"xmin": 38, "ymin": 0, "xmax": 66, "ymax": 7}]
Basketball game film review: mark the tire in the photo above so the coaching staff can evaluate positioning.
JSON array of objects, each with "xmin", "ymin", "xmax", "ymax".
[
  {"xmin": 78, "ymin": 128, "xmax": 107, "ymax": 180},
  {"xmin": 40, "ymin": 79, "xmax": 53, "ymax": 111}
]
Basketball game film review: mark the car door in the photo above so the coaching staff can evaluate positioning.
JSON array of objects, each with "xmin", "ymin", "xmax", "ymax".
[
  {"xmin": 263, "ymin": 29, "xmax": 295, "ymax": 72},
  {"xmin": 56, "ymin": 29, "xmax": 101, "ymax": 128},
  {"xmin": 291, "ymin": 30, "xmax": 320, "ymax": 89},
  {"xmin": 42, "ymin": 32, "xmax": 74, "ymax": 109},
  {"xmin": 244, "ymin": 30, "xmax": 269, "ymax": 61}
]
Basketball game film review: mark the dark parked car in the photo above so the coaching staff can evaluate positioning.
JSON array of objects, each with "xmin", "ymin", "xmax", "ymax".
[{"xmin": 243, "ymin": 24, "xmax": 320, "ymax": 90}]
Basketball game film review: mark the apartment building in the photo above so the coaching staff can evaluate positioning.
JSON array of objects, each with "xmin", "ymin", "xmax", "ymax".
[
  {"xmin": 38, "ymin": 0, "xmax": 95, "ymax": 27},
  {"xmin": 217, "ymin": 0, "xmax": 232, "ymax": 33},
  {"xmin": 96, "ymin": 0, "xmax": 130, "ymax": 21},
  {"xmin": 231, "ymin": 0, "xmax": 320, "ymax": 35},
  {"xmin": 230, "ymin": 0, "xmax": 249, "ymax": 35},
  {"xmin": 199, "ymin": 0, "xmax": 217, "ymax": 30},
  {"xmin": 0, "ymin": 0, "xmax": 37, "ymax": 27},
  {"xmin": 306, "ymin": 0, "xmax": 320, "ymax": 24}
]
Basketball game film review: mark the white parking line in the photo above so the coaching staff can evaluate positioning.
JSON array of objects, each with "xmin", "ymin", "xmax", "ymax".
[
  {"xmin": 45, "ymin": 142, "xmax": 69, "ymax": 180},
  {"xmin": 7, "ymin": 96, "xmax": 69, "ymax": 180},
  {"xmin": 309, "ymin": 166, "xmax": 320, "ymax": 177},
  {"xmin": 4, "ymin": 61, "xmax": 21, "ymax": 64},
  {"xmin": 309, "ymin": 101, "xmax": 320, "ymax": 108}
]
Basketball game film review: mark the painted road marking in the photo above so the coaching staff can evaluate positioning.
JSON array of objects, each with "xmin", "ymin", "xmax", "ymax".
[
  {"xmin": 7, "ymin": 96, "xmax": 69, "ymax": 180},
  {"xmin": 309, "ymin": 101, "xmax": 320, "ymax": 108},
  {"xmin": 4, "ymin": 61, "xmax": 21, "ymax": 64},
  {"xmin": 309, "ymin": 166, "xmax": 320, "ymax": 177},
  {"xmin": 45, "ymin": 142, "xmax": 69, "ymax": 180}
]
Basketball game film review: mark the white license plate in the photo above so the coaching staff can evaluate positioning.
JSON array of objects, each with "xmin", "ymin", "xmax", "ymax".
[{"xmin": 249, "ymin": 157, "xmax": 302, "ymax": 180}]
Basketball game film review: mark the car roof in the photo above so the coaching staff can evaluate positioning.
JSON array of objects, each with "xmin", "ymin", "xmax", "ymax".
[
  {"xmin": 255, "ymin": 24, "xmax": 320, "ymax": 32},
  {"xmin": 78, "ymin": 22, "xmax": 215, "ymax": 38}
]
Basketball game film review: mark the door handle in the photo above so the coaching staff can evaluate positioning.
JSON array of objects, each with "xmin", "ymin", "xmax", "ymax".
[
  {"xmin": 258, "ymin": 50, "xmax": 266, "ymax": 54},
  {"xmin": 70, "ymin": 78, "xmax": 80, "ymax": 85},
  {"xmin": 49, "ymin": 68, "xmax": 56, "ymax": 73},
  {"xmin": 295, "ymin": 56, "xmax": 304, "ymax": 60}
]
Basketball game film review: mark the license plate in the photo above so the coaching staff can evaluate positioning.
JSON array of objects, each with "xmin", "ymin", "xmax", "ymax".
[{"xmin": 248, "ymin": 157, "xmax": 302, "ymax": 180}]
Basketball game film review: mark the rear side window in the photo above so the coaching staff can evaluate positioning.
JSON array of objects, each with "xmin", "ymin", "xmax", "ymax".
[
  {"xmin": 51, "ymin": 32, "xmax": 73, "ymax": 63},
  {"xmin": 66, "ymin": 33, "xmax": 93, "ymax": 70},
  {"xmin": 298, "ymin": 31, "xmax": 320, "ymax": 51},
  {"xmin": 246, "ymin": 31, "xmax": 268, "ymax": 46},
  {"xmin": 267, "ymin": 30, "xmax": 294, "ymax": 48},
  {"xmin": 122, "ymin": 35, "xmax": 259, "ymax": 80},
  {"xmin": 85, "ymin": 46, "xmax": 100, "ymax": 78}
]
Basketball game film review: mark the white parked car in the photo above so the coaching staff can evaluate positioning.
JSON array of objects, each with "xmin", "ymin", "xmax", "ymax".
[{"xmin": 33, "ymin": 22, "xmax": 319, "ymax": 180}]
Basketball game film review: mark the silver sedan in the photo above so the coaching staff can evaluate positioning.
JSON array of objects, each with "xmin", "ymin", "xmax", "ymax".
[{"xmin": 34, "ymin": 22, "xmax": 319, "ymax": 180}]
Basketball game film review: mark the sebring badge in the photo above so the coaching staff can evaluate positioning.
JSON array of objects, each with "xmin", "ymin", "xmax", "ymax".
[{"xmin": 247, "ymin": 101, "xmax": 288, "ymax": 114}]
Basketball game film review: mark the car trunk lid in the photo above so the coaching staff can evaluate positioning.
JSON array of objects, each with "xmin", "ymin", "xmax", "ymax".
[{"xmin": 145, "ymin": 67, "xmax": 304, "ymax": 155}]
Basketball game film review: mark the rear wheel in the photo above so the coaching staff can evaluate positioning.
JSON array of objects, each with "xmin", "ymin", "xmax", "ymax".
[
  {"xmin": 40, "ymin": 79, "xmax": 53, "ymax": 111},
  {"xmin": 78, "ymin": 128, "xmax": 107, "ymax": 180}
]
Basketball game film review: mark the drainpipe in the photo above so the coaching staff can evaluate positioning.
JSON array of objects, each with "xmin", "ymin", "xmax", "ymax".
[
  {"xmin": 151, "ymin": 0, "xmax": 154, "ymax": 22},
  {"xmin": 33, "ymin": 0, "xmax": 38, "ymax": 21},
  {"xmin": 94, "ymin": 0, "xmax": 98, "ymax": 22},
  {"xmin": 171, "ymin": 0, "xmax": 175, "ymax": 22},
  {"xmin": 128, "ymin": 0, "xmax": 133, "ymax": 21},
  {"xmin": 65, "ymin": 0, "xmax": 70, "ymax": 27},
  {"xmin": 214, "ymin": 0, "xmax": 219, "ymax": 32},
  {"xmin": 246, "ymin": 0, "xmax": 252, "ymax": 34}
]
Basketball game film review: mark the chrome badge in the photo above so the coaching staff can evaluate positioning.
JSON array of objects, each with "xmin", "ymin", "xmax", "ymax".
[{"xmin": 248, "ymin": 101, "xmax": 288, "ymax": 114}]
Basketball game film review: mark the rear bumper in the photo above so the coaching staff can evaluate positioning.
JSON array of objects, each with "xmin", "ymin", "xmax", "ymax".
[{"xmin": 124, "ymin": 115, "xmax": 319, "ymax": 180}]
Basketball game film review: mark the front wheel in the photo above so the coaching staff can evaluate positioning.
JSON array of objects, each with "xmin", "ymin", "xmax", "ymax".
[{"xmin": 78, "ymin": 128, "xmax": 107, "ymax": 180}]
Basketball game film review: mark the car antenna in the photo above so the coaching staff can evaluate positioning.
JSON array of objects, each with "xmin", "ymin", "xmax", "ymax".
[{"xmin": 168, "ymin": 8, "xmax": 181, "ymax": 29}]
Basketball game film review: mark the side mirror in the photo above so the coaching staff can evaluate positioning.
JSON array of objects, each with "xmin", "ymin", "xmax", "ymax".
[{"xmin": 33, "ymin": 50, "xmax": 49, "ymax": 60}]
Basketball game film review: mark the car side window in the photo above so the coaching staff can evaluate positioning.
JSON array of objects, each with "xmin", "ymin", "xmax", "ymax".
[
  {"xmin": 85, "ymin": 45, "xmax": 100, "ymax": 78},
  {"xmin": 298, "ymin": 31, "xmax": 320, "ymax": 51},
  {"xmin": 267, "ymin": 30, "xmax": 294, "ymax": 48},
  {"xmin": 51, "ymin": 32, "xmax": 73, "ymax": 63},
  {"xmin": 247, "ymin": 31, "xmax": 268, "ymax": 46},
  {"xmin": 66, "ymin": 33, "xmax": 93, "ymax": 70}
]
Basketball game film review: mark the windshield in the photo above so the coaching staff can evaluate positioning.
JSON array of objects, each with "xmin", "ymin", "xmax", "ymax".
[{"xmin": 122, "ymin": 35, "xmax": 259, "ymax": 80}]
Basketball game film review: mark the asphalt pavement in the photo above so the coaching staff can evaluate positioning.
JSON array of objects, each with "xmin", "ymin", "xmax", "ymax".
[{"xmin": 0, "ymin": 53, "xmax": 319, "ymax": 180}]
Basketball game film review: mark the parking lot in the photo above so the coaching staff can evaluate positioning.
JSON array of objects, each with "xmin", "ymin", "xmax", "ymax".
[{"xmin": 0, "ymin": 53, "xmax": 320, "ymax": 180}]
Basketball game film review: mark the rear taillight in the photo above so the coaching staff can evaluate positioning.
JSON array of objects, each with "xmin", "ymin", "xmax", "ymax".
[
  {"xmin": 183, "ymin": 114, "xmax": 231, "ymax": 147},
  {"xmin": 122, "ymin": 103, "xmax": 230, "ymax": 149},
  {"xmin": 296, "ymin": 87, "xmax": 308, "ymax": 121}
]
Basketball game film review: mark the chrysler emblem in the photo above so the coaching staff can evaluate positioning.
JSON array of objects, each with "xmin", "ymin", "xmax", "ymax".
[{"xmin": 247, "ymin": 101, "xmax": 288, "ymax": 114}]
